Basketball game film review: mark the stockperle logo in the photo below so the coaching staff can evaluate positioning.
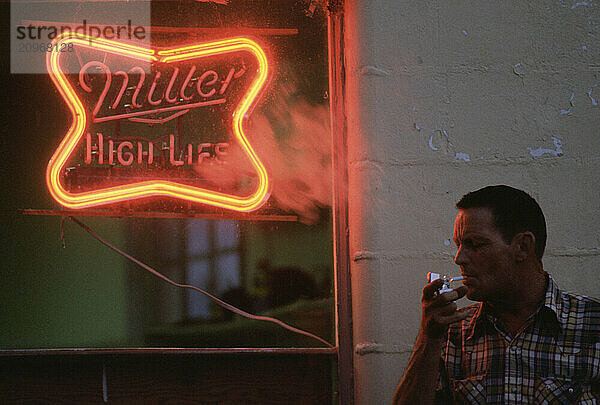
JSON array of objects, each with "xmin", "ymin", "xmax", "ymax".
[{"xmin": 46, "ymin": 33, "xmax": 271, "ymax": 212}]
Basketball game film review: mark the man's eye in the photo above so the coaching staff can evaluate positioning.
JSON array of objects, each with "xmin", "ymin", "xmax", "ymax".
[{"xmin": 463, "ymin": 240, "xmax": 482, "ymax": 249}]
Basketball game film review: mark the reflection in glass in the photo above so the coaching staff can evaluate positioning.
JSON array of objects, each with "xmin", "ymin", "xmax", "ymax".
[{"xmin": 186, "ymin": 260, "xmax": 211, "ymax": 319}]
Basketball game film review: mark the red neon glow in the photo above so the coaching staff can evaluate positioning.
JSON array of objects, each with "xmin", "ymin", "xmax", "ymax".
[{"xmin": 46, "ymin": 33, "xmax": 270, "ymax": 211}]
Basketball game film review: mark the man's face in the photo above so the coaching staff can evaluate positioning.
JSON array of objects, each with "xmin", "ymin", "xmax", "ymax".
[{"xmin": 453, "ymin": 207, "xmax": 518, "ymax": 302}]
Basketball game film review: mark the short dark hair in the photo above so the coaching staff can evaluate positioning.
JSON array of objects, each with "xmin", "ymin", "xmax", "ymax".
[{"xmin": 456, "ymin": 185, "xmax": 547, "ymax": 260}]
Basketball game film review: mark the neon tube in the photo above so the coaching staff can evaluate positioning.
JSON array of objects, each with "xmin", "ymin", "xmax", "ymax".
[
  {"xmin": 93, "ymin": 99, "xmax": 225, "ymax": 123},
  {"xmin": 46, "ymin": 32, "xmax": 270, "ymax": 211}
]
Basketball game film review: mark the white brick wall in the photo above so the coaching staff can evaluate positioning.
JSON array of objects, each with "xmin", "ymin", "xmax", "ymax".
[{"xmin": 344, "ymin": 1, "xmax": 600, "ymax": 403}]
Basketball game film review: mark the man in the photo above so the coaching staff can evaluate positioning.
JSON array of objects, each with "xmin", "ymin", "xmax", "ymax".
[{"xmin": 393, "ymin": 185, "xmax": 600, "ymax": 404}]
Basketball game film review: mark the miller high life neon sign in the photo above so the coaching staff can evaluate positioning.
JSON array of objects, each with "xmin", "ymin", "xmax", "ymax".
[{"xmin": 46, "ymin": 33, "xmax": 270, "ymax": 212}]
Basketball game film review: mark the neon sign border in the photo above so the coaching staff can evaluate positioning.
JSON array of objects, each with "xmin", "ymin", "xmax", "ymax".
[{"xmin": 46, "ymin": 33, "xmax": 270, "ymax": 212}]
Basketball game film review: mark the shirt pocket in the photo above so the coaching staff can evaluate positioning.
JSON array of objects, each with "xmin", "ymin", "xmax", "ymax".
[
  {"xmin": 452, "ymin": 375, "xmax": 486, "ymax": 404},
  {"xmin": 534, "ymin": 377, "xmax": 584, "ymax": 404}
]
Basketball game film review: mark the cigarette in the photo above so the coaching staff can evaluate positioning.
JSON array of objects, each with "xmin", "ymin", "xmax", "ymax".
[{"xmin": 449, "ymin": 276, "xmax": 464, "ymax": 282}]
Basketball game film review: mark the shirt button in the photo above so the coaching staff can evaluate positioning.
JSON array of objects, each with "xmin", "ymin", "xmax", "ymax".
[{"xmin": 568, "ymin": 388, "xmax": 574, "ymax": 393}]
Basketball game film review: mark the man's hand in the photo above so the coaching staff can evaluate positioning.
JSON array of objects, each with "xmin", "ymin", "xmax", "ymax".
[
  {"xmin": 420, "ymin": 279, "xmax": 468, "ymax": 340},
  {"xmin": 393, "ymin": 279, "xmax": 468, "ymax": 405}
]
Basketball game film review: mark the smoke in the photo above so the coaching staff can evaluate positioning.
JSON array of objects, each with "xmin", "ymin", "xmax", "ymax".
[
  {"xmin": 251, "ymin": 90, "xmax": 332, "ymax": 224},
  {"xmin": 193, "ymin": 82, "xmax": 332, "ymax": 224}
]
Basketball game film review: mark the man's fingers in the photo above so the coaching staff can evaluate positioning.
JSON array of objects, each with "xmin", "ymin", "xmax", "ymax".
[
  {"xmin": 437, "ymin": 310, "xmax": 468, "ymax": 325},
  {"xmin": 423, "ymin": 279, "xmax": 468, "ymax": 302},
  {"xmin": 424, "ymin": 308, "xmax": 468, "ymax": 338},
  {"xmin": 428, "ymin": 287, "xmax": 466, "ymax": 307},
  {"xmin": 437, "ymin": 301, "xmax": 458, "ymax": 316},
  {"xmin": 421, "ymin": 280, "xmax": 469, "ymax": 338},
  {"xmin": 422, "ymin": 279, "xmax": 444, "ymax": 300},
  {"xmin": 441, "ymin": 286, "xmax": 468, "ymax": 302}
]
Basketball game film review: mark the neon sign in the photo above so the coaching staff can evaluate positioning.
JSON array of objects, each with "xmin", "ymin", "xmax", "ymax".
[{"xmin": 46, "ymin": 33, "xmax": 270, "ymax": 212}]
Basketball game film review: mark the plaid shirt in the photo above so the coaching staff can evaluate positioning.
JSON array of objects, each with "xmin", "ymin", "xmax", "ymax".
[{"xmin": 437, "ymin": 275, "xmax": 600, "ymax": 404}]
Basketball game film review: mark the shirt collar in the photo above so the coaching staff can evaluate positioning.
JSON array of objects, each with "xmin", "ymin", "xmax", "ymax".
[
  {"xmin": 541, "ymin": 273, "xmax": 567, "ymax": 331},
  {"xmin": 465, "ymin": 273, "xmax": 565, "ymax": 341},
  {"xmin": 464, "ymin": 303, "xmax": 486, "ymax": 341}
]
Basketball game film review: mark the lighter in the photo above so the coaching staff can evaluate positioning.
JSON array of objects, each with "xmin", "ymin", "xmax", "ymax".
[{"xmin": 427, "ymin": 272, "xmax": 464, "ymax": 294}]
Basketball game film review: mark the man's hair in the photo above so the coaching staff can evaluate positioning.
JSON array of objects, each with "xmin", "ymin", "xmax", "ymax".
[{"xmin": 456, "ymin": 185, "xmax": 547, "ymax": 260}]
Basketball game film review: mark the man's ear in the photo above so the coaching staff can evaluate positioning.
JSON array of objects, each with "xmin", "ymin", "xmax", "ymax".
[{"xmin": 512, "ymin": 232, "xmax": 536, "ymax": 262}]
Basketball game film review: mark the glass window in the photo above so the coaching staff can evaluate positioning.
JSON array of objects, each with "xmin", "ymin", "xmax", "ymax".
[
  {"xmin": 187, "ymin": 260, "xmax": 212, "ymax": 319},
  {"xmin": 186, "ymin": 220, "xmax": 210, "ymax": 256},
  {"xmin": 182, "ymin": 219, "xmax": 243, "ymax": 321},
  {"xmin": 3, "ymin": 0, "xmax": 333, "ymax": 350}
]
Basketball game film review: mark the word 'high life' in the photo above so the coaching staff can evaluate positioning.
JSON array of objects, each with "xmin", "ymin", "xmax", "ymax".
[{"xmin": 85, "ymin": 133, "xmax": 229, "ymax": 166}]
